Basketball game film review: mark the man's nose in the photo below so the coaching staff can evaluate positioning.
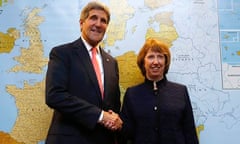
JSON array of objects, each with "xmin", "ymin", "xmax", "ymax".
[{"xmin": 95, "ymin": 19, "xmax": 102, "ymax": 27}]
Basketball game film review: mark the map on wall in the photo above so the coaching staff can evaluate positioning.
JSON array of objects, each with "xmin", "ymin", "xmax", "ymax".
[
  {"xmin": 218, "ymin": 0, "xmax": 240, "ymax": 89},
  {"xmin": 0, "ymin": 0, "xmax": 240, "ymax": 144}
]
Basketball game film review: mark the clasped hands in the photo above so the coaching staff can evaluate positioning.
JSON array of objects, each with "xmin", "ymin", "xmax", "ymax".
[{"xmin": 100, "ymin": 110, "xmax": 123, "ymax": 131}]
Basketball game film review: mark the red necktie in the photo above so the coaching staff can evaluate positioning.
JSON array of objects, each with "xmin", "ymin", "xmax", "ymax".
[{"xmin": 91, "ymin": 47, "xmax": 104, "ymax": 98}]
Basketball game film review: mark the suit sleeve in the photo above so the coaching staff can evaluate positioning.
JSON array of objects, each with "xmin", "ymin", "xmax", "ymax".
[
  {"xmin": 183, "ymin": 86, "xmax": 199, "ymax": 144},
  {"xmin": 45, "ymin": 47, "xmax": 101, "ymax": 130},
  {"xmin": 119, "ymin": 88, "xmax": 135, "ymax": 142}
]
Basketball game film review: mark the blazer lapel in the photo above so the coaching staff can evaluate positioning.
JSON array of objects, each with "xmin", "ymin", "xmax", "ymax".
[
  {"xmin": 100, "ymin": 49, "xmax": 112, "ymax": 100},
  {"xmin": 74, "ymin": 38, "xmax": 102, "ymax": 99}
]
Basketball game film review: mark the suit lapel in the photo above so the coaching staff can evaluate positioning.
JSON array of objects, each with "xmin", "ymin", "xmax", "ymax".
[
  {"xmin": 74, "ymin": 38, "xmax": 102, "ymax": 100},
  {"xmin": 101, "ymin": 49, "xmax": 112, "ymax": 100}
]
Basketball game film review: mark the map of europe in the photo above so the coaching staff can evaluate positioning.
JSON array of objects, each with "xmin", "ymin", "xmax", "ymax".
[{"xmin": 0, "ymin": 0, "xmax": 240, "ymax": 144}]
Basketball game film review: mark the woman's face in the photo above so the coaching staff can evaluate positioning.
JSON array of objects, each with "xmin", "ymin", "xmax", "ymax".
[{"xmin": 144, "ymin": 50, "xmax": 166, "ymax": 81}]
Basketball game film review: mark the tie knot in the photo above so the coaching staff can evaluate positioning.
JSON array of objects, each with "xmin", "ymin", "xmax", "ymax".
[{"xmin": 91, "ymin": 47, "xmax": 98, "ymax": 54}]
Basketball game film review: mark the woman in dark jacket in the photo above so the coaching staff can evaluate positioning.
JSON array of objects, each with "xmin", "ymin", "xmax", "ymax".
[{"xmin": 120, "ymin": 38, "xmax": 199, "ymax": 144}]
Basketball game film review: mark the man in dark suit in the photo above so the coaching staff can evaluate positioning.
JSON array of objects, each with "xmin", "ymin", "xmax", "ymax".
[{"xmin": 45, "ymin": 1, "xmax": 122, "ymax": 144}]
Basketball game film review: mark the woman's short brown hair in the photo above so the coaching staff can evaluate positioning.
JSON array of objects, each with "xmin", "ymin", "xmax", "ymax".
[
  {"xmin": 80, "ymin": 1, "xmax": 110, "ymax": 24},
  {"xmin": 137, "ymin": 38, "xmax": 171, "ymax": 76}
]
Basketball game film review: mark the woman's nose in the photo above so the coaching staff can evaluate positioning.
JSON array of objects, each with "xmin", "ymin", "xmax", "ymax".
[{"xmin": 152, "ymin": 57, "xmax": 159, "ymax": 63}]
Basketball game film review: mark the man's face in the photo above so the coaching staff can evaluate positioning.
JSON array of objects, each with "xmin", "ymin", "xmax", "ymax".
[{"xmin": 80, "ymin": 9, "xmax": 108, "ymax": 47}]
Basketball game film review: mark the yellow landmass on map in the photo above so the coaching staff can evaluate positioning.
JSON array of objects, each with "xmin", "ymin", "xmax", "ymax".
[
  {"xmin": 6, "ymin": 79, "xmax": 53, "ymax": 144},
  {"xmin": 106, "ymin": 0, "xmax": 135, "ymax": 46},
  {"xmin": 10, "ymin": 8, "xmax": 48, "ymax": 74},
  {"xmin": 146, "ymin": 12, "xmax": 178, "ymax": 47},
  {"xmin": 132, "ymin": 25, "xmax": 137, "ymax": 33},
  {"xmin": 0, "ymin": 28, "xmax": 20, "ymax": 53},
  {"xmin": 116, "ymin": 51, "xmax": 144, "ymax": 92},
  {"xmin": 196, "ymin": 124, "xmax": 204, "ymax": 140},
  {"xmin": 154, "ymin": 12, "xmax": 174, "ymax": 26},
  {"xmin": 237, "ymin": 51, "xmax": 240, "ymax": 56},
  {"xmin": 0, "ymin": 131, "xmax": 24, "ymax": 144},
  {"xmin": 145, "ymin": 0, "xmax": 172, "ymax": 9},
  {"xmin": 0, "ymin": 0, "xmax": 14, "ymax": 7},
  {"xmin": 224, "ymin": 34, "xmax": 229, "ymax": 39}
]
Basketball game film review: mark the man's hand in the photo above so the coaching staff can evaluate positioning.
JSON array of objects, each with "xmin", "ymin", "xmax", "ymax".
[{"xmin": 100, "ymin": 110, "xmax": 123, "ymax": 131}]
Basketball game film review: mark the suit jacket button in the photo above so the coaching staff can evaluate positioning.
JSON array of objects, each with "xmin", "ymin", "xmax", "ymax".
[{"xmin": 154, "ymin": 106, "xmax": 157, "ymax": 111}]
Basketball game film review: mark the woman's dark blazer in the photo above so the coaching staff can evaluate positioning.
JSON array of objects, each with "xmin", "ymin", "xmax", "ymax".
[
  {"xmin": 45, "ymin": 38, "xmax": 121, "ymax": 144},
  {"xmin": 120, "ymin": 78, "xmax": 199, "ymax": 144}
]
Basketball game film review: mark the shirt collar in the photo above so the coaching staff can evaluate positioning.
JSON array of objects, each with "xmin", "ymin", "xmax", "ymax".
[{"xmin": 81, "ymin": 36, "xmax": 100, "ymax": 53}]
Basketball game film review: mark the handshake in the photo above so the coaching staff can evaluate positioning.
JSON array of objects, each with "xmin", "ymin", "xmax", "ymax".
[{"xmin": 99, "ymin": 110, "xmax": 123, "ymax": 131}]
